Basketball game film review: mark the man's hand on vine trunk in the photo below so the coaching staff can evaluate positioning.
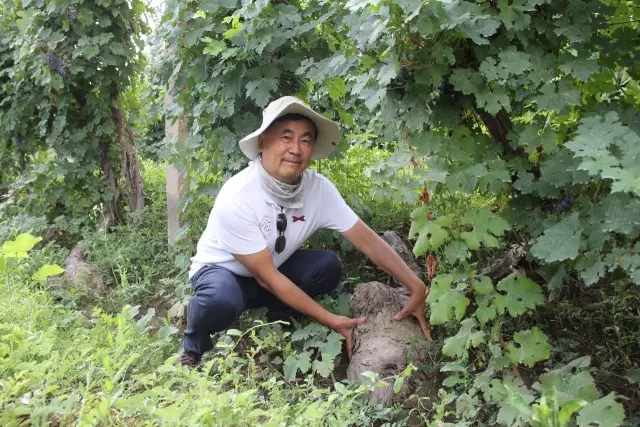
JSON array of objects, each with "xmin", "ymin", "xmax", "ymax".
[
  {"xmin": 330, "ymin": 315, "xmax": 367, "ymax": 360},
  {"xmin": 394, "ymin": 284, "xmax": 431, "ymax": 341}
]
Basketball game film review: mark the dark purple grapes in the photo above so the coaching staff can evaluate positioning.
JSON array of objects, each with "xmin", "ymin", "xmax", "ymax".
[
  {"xmin": 68, "ymin": 7, "xmax": 77, "ymax": 21},
  {"xmin": 45, "ymin": 52, "xmax": 67, "ymax": 76},
  {"xmin": 553, "ymin": 193, "xmax": 574, "ymax": 214}
]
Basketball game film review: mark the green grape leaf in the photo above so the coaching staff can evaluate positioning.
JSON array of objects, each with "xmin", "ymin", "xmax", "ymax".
[
  {"xmin": 325, "ymin": 77, "xmax": 347, "ymax": 101},
  {"xmin": 474, "ymin": 276, "xmax": 494, "ymax": 295},
  {"xmin": 283, "ymin": 351, "xmax": 312, "ymax": 380},
  {"xmin": 507, "ymin": 328, "xmax": 551, "ymax": 368},
  {"xmin": 442, "ymin": 318, "xmax": 485, "ymax": 360},
  {"xmin": 447, "ymin": 163, "xmax": 487, "ymax": 194},
  {"xmin": 475, "ymin": 294, "xmax": 498, "ymax": 326},
  {"xmin": 245, "ymin": 78, "xmax": 279, "ymax": 107},
  {"xmin": 449, "ymin": 69, "xmax": 484, "ymax": 95},
  {"xmin": 558, "ymin": 53, "xmax": 600, "ymax": 82},
  {"xmin": 497, "ymin": 0, "xmax": 535, "ymax": 31},
  {"xmin": 478, "ymin": 159, "xmax": 511, "ymax": 194},
  {"xmin": 459, "ymin": 207, "xmax": 511, "ymax": 250},
  {"xmin": 475, "ymin": 85, "xmax": 511, "ymax": 115},
  {"xmin": 576, "ymin": 393, "xmax": 625, "ymax": 427},
  {"xmin": 535, "ymin": 356, "xmax": 599, "ymax": 403},
  {"xmin": 479, "ymin": 47, "xmax": 531, "ymax": 81},
  {"xmin": 535, "ymin": 81, "xmax": 581, "ymax": 113},
  {"xmin": 514, "ymin": 123, "xmax": 558, "ymax": 154},
  {"xmin": 1, "ymin": 233, "xmax": 42, "ymax": 258},
  {"xmin": 513, "ymin": 171, "xmax": 537, "ymax": 194},
  {"xmin": 202, "ymin": 38, "xmax": 227, "ymax": 57},
  {"xmin": 426, "ymin": 274, "xmax": 470, "ymax": 325},
  {"xmin": 565, "ymin": 111, "xmax": 631, "ymax": 158},
  {"xmin": 409, "ymin": 206, "xmax": 451, "ymax": 256},
  {"xmin": 539, "ymin": 147, "xmax": 583, "ymax": 189},
  {"xmin": 494, "ymin": 273, "xmax": 545, "ymax": 317},
  {"xmin": 530, "ymin": 212, "xmax": 583, "ymax": 263},
  {"xmin": 575, "ymin": 251, "xmax": 606, "ymax": 286},
  {"xmin": 317, "ymin": 331, "xmax": 343, "ymax": 359},
  {"xmin": 312, "ymin": 355, "xmax": 334, "ymax": 378},
  {"xmin": 443, "ymin": 241, "xmax": 470, "ymax": 265}
]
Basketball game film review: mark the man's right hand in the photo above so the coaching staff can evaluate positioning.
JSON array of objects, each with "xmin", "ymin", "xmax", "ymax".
[{"xmin": 330, "ymin": 315, "xmax": 367, "ymax": 360}]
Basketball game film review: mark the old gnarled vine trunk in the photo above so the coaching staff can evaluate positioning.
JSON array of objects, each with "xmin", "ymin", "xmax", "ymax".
[{"xmin": 346, "ymin": 231, "xmax": 431, "ymax": 405}]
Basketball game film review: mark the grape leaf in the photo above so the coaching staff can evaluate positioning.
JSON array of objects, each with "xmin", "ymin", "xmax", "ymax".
[
  {"xmin": 447, "ymin": 163, "xmax": 487, "ymax": 194},
  {"xmin": 283, "ymin": 351, "xmax": 312, "ymax": 380},
  {"xmin": 514, "ymin": 123, "xmax": 558, "ymax": 154},
  {"xmin": 426, "ymin": 274, "xmax": 470, "ymax": 325},
  {"xmin": 507, "ymin": 327, "xmax": 551, "ymax": 368},
  {"xmin": 535, "ymin": 81, "xmax": 580, "ymax": 113},
  {"xmin": 442, "ymin": 318, "xmax": 485, "ymax": 360},
  {"xmin": 245, "ymin": 78, "xmax": 279, "ymax": 107},
  {"xmin": 459, "ymin": 208, "xmax": 511, "ymax": 250},
  {"xmin": 479, "ymin": 48, "xmax": 531, "ymax": 81},
  {"xmin": 317, "ymin": 331, "xmax": 343, "ymax": 359},
  {"xmin": 535, "ymin": 356, "xmax": 599, "ymax": 403},
  {"xmin": 565, "ymin": 111, "xmax": 631, "ymax": 158},
  {"xmin": 494, "ymin": 273, "xmax": 545, "ymax": 317},
  {"xmin": 325, "ymin": 77, "xmax": 346, "ymax": 101},
  {"xmin": 449, "ymin": 69, "xmax": 484, "ymax": 95},
  {"xmin": 576, "ymin": 393, "xmax": 625, "ymax": 427},
  {"xmin": 478, "ymin": 159, "xmax": 511, "ymax": 194},
  {"xmin": 497, "ymin": 0, "xmax": 535, "ymax": 31},
  {"xmin": 539, "ymin": 148, "xmax": 582, "ymax": 188},
  {"xmin": 475, "ymin": 85, "xmax": 511, "ymax": 115},
  {"xmin": 443, "ymin": 241, "xmax": 470, "ymax": 265},
  {"xmin": 312, "ymin": 355, "xmax": 334, "ymax": 378},
  {"xmin": 575, "ymin": 251, "xmax": 606, "ymax": 286},
  {"xmin": 409, "ymin": 206, "xmax": 452, "ymax": 256},
  {"xmin": 474, "ymin": 276, "xmax": 494, "ymax": 295},
  {"xmin": 530, "ymin": 212, "xmax": 583, "ymax": 263},
  {"xmin": 475, "ymin": 294, "xmax": 498, "ymax": 325},
  {"xmin": 559, "ymin": 53, "xmax": 600, "ymax": 82}
]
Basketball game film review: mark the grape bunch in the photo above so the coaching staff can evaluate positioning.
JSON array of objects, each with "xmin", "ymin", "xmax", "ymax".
[
  {"xmin": 554, "ymin": 193, "xmax": 574, "ymax": 214},
  {"xmin": 90, "ymin": 58, "xmax": 99, "ymax": 70},
  {"xmin": 45, "ymin": 52, "xmax": 67, "ymax": 76},
  {"xmin": 68, "ymin": 6, "xmax": 78, "ymax": 21}
]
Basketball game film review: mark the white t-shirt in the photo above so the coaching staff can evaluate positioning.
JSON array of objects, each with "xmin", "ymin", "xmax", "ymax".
[{"xmin": 188, "ymin": 161, "xmax": 360, "ymax": 279}]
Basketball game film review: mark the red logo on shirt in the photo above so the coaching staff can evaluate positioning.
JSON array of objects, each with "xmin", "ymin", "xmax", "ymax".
[{"xmin": 293, "ymin": 215, "xmax": 305, "ymax": 222}]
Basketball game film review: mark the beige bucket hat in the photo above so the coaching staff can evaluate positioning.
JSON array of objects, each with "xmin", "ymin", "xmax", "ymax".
[{"xmin": 239, "ymin": 96, "xmax": 341, "ymax": 161}]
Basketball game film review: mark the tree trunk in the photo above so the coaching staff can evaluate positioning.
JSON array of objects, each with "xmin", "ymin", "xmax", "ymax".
[
  {"xmin": 98, "ymin": 138, "xmax": 120, "ymax": 233},
  {"xmin": 164, "ymin": 75, "xmax": 188, "ymax": 249},
  {"xmin": 112, "ymin": 106, "xmax": 145, "ymax": 213}
]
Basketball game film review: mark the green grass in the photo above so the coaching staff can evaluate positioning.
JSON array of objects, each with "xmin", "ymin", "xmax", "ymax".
[{"xmin": 0, "ymin": 256, "xmax": 411, "ymax": 426}]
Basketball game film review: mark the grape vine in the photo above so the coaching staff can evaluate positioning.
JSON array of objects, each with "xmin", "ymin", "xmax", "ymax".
[{"xmin": 0, "ymin": 0, "xmax": 149, "ymax": 229}]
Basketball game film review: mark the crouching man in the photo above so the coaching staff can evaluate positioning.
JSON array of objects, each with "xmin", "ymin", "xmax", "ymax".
[{"xmin": 179, "ymin": 95, "xmax": 431, "ymax": 367}]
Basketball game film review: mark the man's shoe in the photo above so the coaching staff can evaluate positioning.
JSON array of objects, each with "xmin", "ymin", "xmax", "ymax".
[{"xmin": 176, "ymin": 344, "xmax": 201, "ymax": 368}]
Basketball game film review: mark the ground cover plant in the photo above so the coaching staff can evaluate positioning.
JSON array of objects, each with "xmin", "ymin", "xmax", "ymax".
[{"xmin": 1, "ymin": 0, "xmax": 640, "ymax": 425}]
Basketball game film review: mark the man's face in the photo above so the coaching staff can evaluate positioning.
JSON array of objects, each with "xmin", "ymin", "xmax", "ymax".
[{"xmin": 258, "ymin": 118, "xmax": 316, "ymax": 184}]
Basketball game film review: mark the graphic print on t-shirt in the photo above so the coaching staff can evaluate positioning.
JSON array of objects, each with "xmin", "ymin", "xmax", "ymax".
[{"xmin": 259, "ymin": 215, "xmax": 272, "ymax": 237}]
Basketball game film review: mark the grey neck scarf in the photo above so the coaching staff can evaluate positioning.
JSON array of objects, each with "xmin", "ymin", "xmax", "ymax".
[{"xmin": 255, "ymin": 155, "xmax": 306, "ymax": 209}]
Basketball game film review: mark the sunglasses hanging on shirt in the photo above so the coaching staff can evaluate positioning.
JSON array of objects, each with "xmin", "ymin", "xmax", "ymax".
[{"xmin": 275, "ymin": 207, "xmax": 287, "ymax": 253}]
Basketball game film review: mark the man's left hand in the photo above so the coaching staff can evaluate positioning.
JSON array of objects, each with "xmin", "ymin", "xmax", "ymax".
[{"xmin": 394, "ymin": 285, "xmax": 432, "ymax": 341}]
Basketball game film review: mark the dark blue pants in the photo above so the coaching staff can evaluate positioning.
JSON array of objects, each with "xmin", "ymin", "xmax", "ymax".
[{"xmin": 182, "ymin": 249, "xmax": 342, "ymax": 356}]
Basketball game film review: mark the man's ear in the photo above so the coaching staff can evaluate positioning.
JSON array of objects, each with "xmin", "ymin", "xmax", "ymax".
[{"xmin": 258, "ymin": 134, "xmax": 264, "ymax": 150}]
